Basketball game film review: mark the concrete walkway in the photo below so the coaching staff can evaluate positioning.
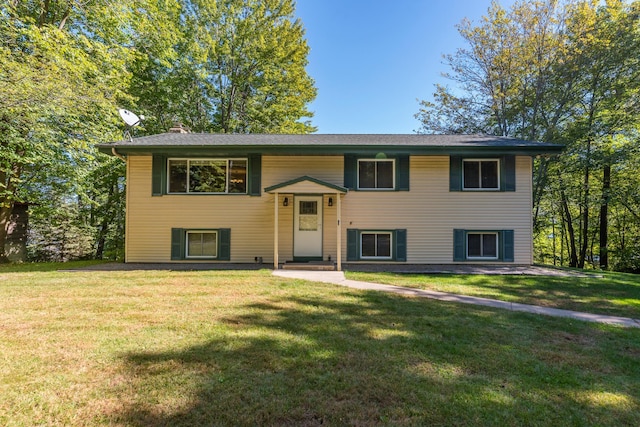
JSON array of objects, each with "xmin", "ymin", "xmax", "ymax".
[{"xmin": 272, "ymin": 270, "xmax": 640, "ymax": 328}]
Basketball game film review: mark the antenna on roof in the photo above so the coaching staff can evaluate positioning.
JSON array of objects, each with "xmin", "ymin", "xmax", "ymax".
[{"xmin": 118, "ymin": 109, "xmax": 144, "ymax": 142}]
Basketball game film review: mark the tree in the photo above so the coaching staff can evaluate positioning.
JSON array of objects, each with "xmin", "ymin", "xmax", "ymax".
[
  {"xmin": 416, "ymin": 0, "xmax": 640, "ymax": 270},
  {"xmin": 0, "ymin": 2, "xmax": 130, "ymax": 262},
  {"xmin": 130, "ymin": 0, "xmax": 317, "ymax": 134},
  {"xmin": 550, "ymin": 0, "xmax": 640, "ymax": 268},
  {"xmin": 1, "ymin": 0, "xmax": 317, "ymax": 262}
]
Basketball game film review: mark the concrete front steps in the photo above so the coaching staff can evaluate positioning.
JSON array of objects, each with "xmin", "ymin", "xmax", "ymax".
[{"xmin": 281, "ymin": 261, "xmax": 336, "ymax": 271}]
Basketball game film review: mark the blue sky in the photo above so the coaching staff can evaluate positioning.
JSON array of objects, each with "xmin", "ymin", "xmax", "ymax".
[{"xmin": 294, "ymin": 0, "xmax": 514, "ymax": 134}]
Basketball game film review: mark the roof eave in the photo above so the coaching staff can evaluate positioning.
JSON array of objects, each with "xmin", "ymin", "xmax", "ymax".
[{"xmin": 98, "ymin": 143, "xmax": 564, "ymax": 157}]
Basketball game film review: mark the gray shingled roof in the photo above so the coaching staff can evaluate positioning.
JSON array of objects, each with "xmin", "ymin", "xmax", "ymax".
[
  {"xmin": 103, "ymin": 133, "xmax": 557, "ymax": 148},
  {"xmin": 98, "ymin": 133, "xmax": 563, "ymax": 156}
]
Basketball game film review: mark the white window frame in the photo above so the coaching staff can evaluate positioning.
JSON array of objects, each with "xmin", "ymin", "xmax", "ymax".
[
  {"xmin": 462, "ymin": 158, "xmax": 500, "ymax": 191},
  {"xmin": 360, "ymin": 231, "xmax": 393, "ymax": 260},
  {"xmin": 466, "ymin": 232, "xmax": 499, "ymax": 260},
  {"xmin": 357, "ymin": 159, "xmax": 396, "ymax": 190},
  {"xmin": 185, "ymin": 230, "xmax": 218, "ymax": 259},
  {"xmin": 167, "ymin": 158, "xmax": 248, "ymax": 194}
]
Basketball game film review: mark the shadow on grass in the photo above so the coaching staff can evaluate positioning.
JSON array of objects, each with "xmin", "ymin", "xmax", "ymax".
[
  {"xmin": 356, "ymin": 272, "xmax": 640, "ymax": 319},
  {"xmin": 461, "ymin": 274, "xmax": 640, "ymax": 318},
  {"xmin": 114, "ymin": 290, "xmax": 640, "ymax": 426}
]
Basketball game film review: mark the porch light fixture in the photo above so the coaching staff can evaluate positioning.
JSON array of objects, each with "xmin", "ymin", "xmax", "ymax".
[
  {"xmin": 328, "ymin": 197, "xmax": 333, "ymax": 207},
  {"xmin": 283, "ymin": 197, "xmax": 289, "ymax": 207}
]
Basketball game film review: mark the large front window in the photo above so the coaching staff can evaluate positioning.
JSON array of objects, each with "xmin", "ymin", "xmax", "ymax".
[
  {"xmin": 463, "ymin": 159, "xmax": 499, "ymax": 190},
  {"xmin": 168, "ymin": 159, "xmax": 247, "ymax": 193},
  {"xmin": 358, "ymin": 159, "xmax": 394, "ymax": 189}
]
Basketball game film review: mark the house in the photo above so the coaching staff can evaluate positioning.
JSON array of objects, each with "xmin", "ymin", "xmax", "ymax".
[{"xmin": 98, "ymin": 133, "xmax": 562, "ymax": 270}]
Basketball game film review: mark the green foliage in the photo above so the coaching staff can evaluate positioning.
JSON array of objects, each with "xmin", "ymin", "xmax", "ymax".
[
  {"xmin": 129, "ymin": 0, "xmax": 317, "ymax": 134},
  {"xmin": 0, "ymin": 3, "xmax": 131, "ymax": 261},
  {"xmin": 27, "ymin": 200, "xmax": 94, "ymax": 262},
  {"xmin": 417, "ymin": 0, "xmax": 640, "ymax": 271},
  {"xmin": 1, "ymin": 0, "xmax": 316, "ymax": 261}
]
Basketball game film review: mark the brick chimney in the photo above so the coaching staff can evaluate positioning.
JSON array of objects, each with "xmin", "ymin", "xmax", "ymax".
[{"xmin": 169, "ymin": 123, "xmax": 190, "ymax": 133}]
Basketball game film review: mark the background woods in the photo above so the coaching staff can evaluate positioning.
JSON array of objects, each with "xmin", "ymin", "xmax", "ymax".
[
  {"xmin": 2, "ymin": 0, "xmax": 639, "ymax": 272},
  {"xmin": 417, "ymin": 0, "xmax": 640, "ymax": 272},
  {"xmin": 0, "ymin": 0, "xmax": 315, "ymax": 262}
]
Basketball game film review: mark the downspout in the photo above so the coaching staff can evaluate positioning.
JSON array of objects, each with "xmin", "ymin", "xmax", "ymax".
[{"xmin": 112, "ymin": 147, "xmax": 127, "ymax": 162}]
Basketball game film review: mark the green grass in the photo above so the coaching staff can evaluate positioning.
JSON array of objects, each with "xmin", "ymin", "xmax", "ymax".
[
  {"xmin": 345, "ymin": 270, "xmax": 640, "ymax": 320},
  {"xmin": 0, "ymin": 259, "xmax": 108, "ymax": 272},
  {"xmin": 0, "ymin": 265, "xmax": 639, "ymax": 426}
]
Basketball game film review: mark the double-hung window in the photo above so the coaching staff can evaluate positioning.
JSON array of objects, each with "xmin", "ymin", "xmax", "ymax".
[
  {"xmin": 168, "ymin": 159, "xmax": 247, "ymax": 194},
  {"xmin": 347, "ymin": 229, "xmax": 407, "ymax": 261},
  {"xmin": 344, "ymin": 154, "xmax": 409, "ymax": 191},
  {"xmin": 466, "ymin": 232, "xmax": 498, "ymax": 259},
  {"xmin": 358, "ymin": 159, "xmax": 395, "ymax": 190},
  {"xmin": 450, "ymin": 156, "xmax": 515, "ymax": 192},
  {"xmin": 171, "ymin": 228, "xmax": 231, "ymax": 260},
  {"xmin": 463, "ymin": 159, "xmax": 499, "ymax": 190},
  {"xmin": 360, "ymin": 232, "xmax": 393, "ymax": 259},
  {"xmin": 186, "ymin": 231, "xmax": 218, "ymax": 258},
  {"xmin": 453, "ymin": 229, "xmax": 514, "ymax": 262}
]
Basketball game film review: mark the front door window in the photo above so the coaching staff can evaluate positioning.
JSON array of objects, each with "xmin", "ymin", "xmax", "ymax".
[{"xmin": 298, "ymin": 201, "xmax": 318, "ymax": 231}]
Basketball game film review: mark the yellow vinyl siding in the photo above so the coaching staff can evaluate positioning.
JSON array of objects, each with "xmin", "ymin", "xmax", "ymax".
[
  {"xmin": 276, "ymin": 193, "xmax": 293, "ymax": 261},
  {"xmin": 125, "ymin": 154, "xmax": 533, "ymax": 264},
  {"xmin": 322, "ymin": 194, "xmax": 339, "ymax": 261},
  {"xmin": 262, "ymin": 156, "xmax": 343, "ymax": 188},
  {"xmin": 264, "ymin": 156, "xmax": 343, "ymax": 262},
  {"xmin": 341, "ymin": 156, "xmax": 532, "ymax": 264},
  {"xmin": 126, "ymin": 156, "xmax": 273, "ymax": 263}
]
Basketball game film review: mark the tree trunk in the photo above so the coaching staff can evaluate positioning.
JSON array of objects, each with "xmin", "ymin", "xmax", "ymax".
[
  {"xmin": 0, "ymin": 161, "xmax": 21, "ymax": 263},
  {"xmin": 578, "ymin": 138, "xmax": 591, "ymax": 268},
  {"xmin": 560, "ymin": 187, "xmax": 579, "ymax": 267},
  {"xmin": 94, "ymin": 219, "xmax": 108, "ymax": 259},
  {"xmin": 599, "ymin": 163, "xmax": 611, "ymax": 269},
  {"xmin": 94, "ymin": 182, "xmax": 116, "ymax": 259},
  {"xmin": 0, "ymin": 203, "xmax": 15, "ymax": 263},
  {"xmin": 532, "ymin": 157, "xmax": 549, "ymax": 232}
]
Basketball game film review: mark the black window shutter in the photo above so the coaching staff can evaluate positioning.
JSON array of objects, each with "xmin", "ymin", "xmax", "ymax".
[
  {"xmin": 396, "ymin": 155, "xmax": 410, "ymax": 191},
  {"xmin": 453, "ymin": 229, "xmax": 465, "ymax": 261},
  {"xmin": 395, "ymin": 229, "xmax": 407, "ymax": 261},
  {"xmin": 449, "ymin": 156, "xmax": 462, "ymax": 191},
  {"xmin": 171, "ymin": 228, "xmax": 185, "ymax": 260},
  {"xmin": 501, "ymin": 155, "xmax": 516, "ymax": 192},
  {"xmin": 218, "ymin": 228, "xmax": 231, "ymax": 260},
  {"xmin": 502, "ymin": 230, "xmax": 514, "ymax": 262},
  {"xmin": 152, "ymin": 154, "xmax": 166, "ymax": 196},
  {"xmin": 249, "ymin": 154, "xmax": 262, "ymax": 196},
  {"xmin": 347, "ymin": 229, "xmax": 358, "ymax": 261},
  {"xmin": 344, "ymin": 155, "xmax": 358, "ymax": 190}
]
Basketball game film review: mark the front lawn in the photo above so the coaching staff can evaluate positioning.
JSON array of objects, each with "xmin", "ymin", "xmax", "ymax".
[
  {"xmin": 345, "ymin": 270, "xmax": 640, "ymax": 320},
  {"xmin": 0, "ymin": 266, "xmax": 638, "ymax": 425}
]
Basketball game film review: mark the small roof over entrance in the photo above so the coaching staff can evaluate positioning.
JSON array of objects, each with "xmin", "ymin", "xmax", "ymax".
[
  {"xmin": 267, "ymin": 176, "xmax": 347, "ymax": 271},
  {"xmin": 265, "ymin": 176, "xmax": 348, "ymax": 194}
]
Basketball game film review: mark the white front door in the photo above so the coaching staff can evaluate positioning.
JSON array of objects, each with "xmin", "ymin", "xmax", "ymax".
[{"xmin": 294, "ymin": 196, "xmax": 323, "ymax": 258}]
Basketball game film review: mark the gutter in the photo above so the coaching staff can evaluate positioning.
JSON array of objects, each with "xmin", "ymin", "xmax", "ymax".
[
  {"xmin": 97, "ymin": 145, "xmax": 564, "ymax": 157},
  {"xmin": 112, "ymin": 147, "xmax": 127, "ymax": 162}
]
